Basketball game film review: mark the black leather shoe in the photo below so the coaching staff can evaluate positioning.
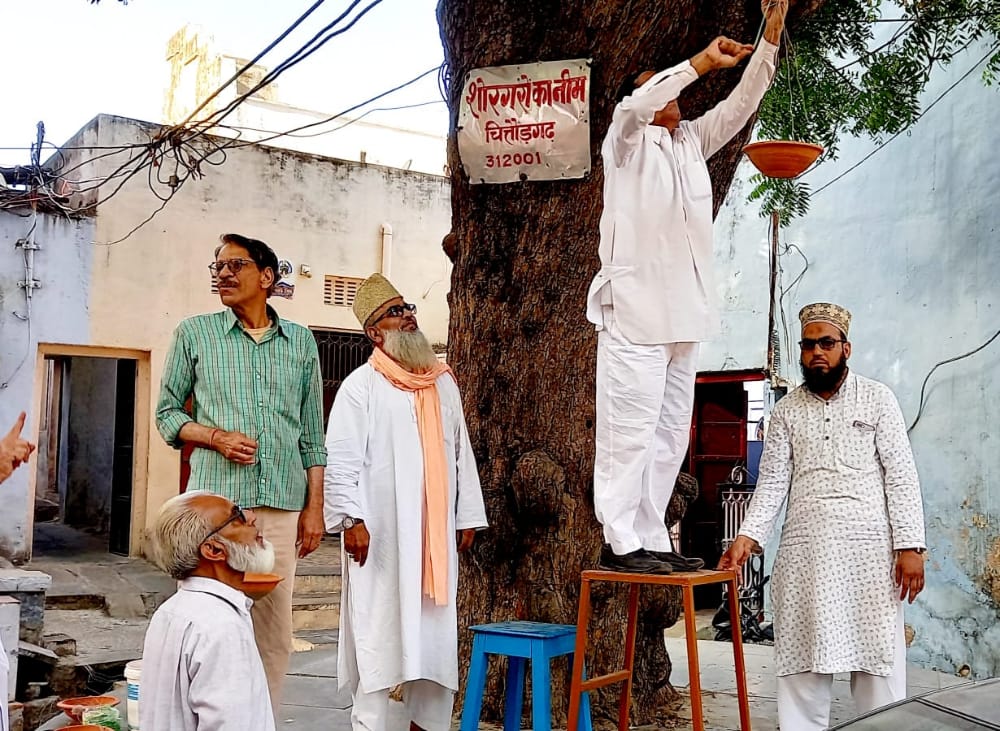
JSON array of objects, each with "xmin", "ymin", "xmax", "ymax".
[
  {"xmin": 648, "ymin": 550, "xmax": 705, "ymax": 571},
  {"xmin": 598, "ymin": 545, "xmax": 672, "ymax": 574}
]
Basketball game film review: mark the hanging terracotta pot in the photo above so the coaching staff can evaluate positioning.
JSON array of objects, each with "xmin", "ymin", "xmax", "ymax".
[{"xmin": 743, "ymin": 140, "xmax": 824, "ymax": 178}]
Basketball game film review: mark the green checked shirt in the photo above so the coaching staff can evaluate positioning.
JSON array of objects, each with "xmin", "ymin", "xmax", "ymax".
[{"xmin": 156, "ymin": 307, "xmax": 328, "ymax": 511}]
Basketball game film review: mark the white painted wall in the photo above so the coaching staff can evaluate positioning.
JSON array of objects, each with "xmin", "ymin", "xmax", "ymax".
[
  {"xmin": 57, "ymin": 113, "xmax": 453, "ymax": 553},
  {"xmin": 0, "ymin": 210, "xmax": 94, "ymax": 561},
  {"xmin": 711, "ymin": 41, "xmax": 1000, "ymax": 677}
]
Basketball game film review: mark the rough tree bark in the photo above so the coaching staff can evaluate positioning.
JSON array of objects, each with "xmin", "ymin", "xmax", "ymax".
[{"xmin": 437, "ymin": 1, "xmax": 817, "ymax": 726}]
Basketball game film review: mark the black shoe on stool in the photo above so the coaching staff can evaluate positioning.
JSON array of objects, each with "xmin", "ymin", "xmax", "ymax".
[
  {"xmin": 648, "ymin": 550, "xmax": 705, "ymax": 571},
  {"xmin": 598, "ymin": 545, "xmax": 672, "ymax": 574}
]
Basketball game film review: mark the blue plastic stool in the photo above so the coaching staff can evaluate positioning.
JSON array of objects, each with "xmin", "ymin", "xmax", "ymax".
[{"xmin": 460, "ymin": 621, "xmax": 593, "ymax": 731}]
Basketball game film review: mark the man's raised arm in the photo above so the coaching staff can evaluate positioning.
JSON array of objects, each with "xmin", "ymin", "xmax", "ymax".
[{"xmin": 692, "ymin": 0, "xmax": 788, "ymax": 159}]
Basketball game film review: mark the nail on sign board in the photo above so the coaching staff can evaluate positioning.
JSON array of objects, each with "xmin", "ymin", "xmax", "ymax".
[{"xmin": 457, "ymin": 59, "xmax": 592, "ymax": 184}]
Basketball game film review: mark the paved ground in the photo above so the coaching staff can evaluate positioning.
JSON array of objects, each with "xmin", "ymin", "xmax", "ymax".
[
  {"xmin": 36, "ymin": 635, "xmax": 969, "ymax": 730},
  {"xmin": 26, "ymin": 527, "xmax": 971, "ymax": 730}
]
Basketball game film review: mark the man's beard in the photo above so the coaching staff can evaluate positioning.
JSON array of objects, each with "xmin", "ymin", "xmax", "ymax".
[
  {"xmin": 220, "ymin": 537, "xmax": 276, "ymax": 574},
  {"xmin": 381, "ymin": 328, "xmax": 440, "ymax": 373},
  {"xmin": 801, "ymin": 357, "xmax": 848, "ymax": 394}
]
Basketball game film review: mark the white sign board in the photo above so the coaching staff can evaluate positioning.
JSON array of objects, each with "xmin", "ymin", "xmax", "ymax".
[{"xmin": 457, "ymin": 59, "xmax": 591, "ymax": 184}]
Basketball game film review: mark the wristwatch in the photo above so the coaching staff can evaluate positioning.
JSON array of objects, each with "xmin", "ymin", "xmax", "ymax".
[{"xmin": 341, "ymin": 517, "xmax": 364, "ymax": 530}]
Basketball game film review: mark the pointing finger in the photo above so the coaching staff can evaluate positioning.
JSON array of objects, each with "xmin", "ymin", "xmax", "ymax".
[{"xmin": 4, "ymin": 413, "xmax": 26, "ymax": 442}]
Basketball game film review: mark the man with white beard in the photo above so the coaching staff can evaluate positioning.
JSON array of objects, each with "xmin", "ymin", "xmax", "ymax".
[
  {"xmin": 324, "ymin": 273, "xmax": 488, "ymax": 731},
  {"xmin": 141, "ymin": 491, "xmax": 278, "ymax": 731}
]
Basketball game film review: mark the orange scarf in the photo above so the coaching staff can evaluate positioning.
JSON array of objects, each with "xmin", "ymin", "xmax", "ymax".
[{"xmin": 369, "ymin": 347, "xmax": 453, "ymax": 606}]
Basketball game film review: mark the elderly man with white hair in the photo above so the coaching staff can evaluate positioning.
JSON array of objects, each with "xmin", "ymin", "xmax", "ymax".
[{"xmin": 141, "ymin": 491, "xmax": 278, "ymax": 731}]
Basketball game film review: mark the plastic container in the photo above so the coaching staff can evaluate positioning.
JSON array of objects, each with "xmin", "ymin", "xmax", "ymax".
[{"xmin": 124, "ymin": 659, "xmax": 142, "ymax": 729}]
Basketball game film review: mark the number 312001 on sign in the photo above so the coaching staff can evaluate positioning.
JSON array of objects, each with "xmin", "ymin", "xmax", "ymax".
[{"xmin": 485, "ymin": 152, "xmax": 543, "ymax": 168}]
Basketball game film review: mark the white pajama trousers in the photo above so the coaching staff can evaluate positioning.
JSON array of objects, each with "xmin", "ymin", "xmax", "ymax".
[
  {"xmin": 594, "ymin": 306, "xmax": 699, "ymax": 555},
  {"xmin": 351, "ymin": 680, "xmax": 454, "ymax": 731},
  {"xmin": 776, "ymin": 602, "xmax": 907, "ymax": 730}
]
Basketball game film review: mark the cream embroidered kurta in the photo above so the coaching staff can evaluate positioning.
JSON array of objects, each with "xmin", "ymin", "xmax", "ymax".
[
  {"xmin": 323, "ymin": 364, "xmax": 488, "ymax": 694},
  {"xmin": 738, "ymin": 373, "xmax": 925, "ymax": 676},
  {"xmin": 585, "ymin": 40, "xmax": 778, "ymax": 345},
  {"xmin": 140, "ymin": 577, "xmax": 275, "ymax": 731}
]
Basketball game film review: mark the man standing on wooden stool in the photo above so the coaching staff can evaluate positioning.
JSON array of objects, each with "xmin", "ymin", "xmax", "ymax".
[
  {"xmin": 588, "ymin": 0, "xmax": 788, "ymax": 574},
  {"xmin": 720, "ymin": 303, "xmax": 927, "ymax": 730}
]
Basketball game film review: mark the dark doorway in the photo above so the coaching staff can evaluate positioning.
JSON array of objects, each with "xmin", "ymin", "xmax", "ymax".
[
  {"xmin": 109, "ymin": 359, "xmax": 136, "ymax": 555},
  {"xmin": 33, "ymin": 356, "xmax": 137, "ymax": 557},
  {"xmin": 681, "ymin": 370, "xmax": 764, "ymax": 608},
  {"xmin": 312, "ymin": 328, "xmax": 373, "ymax": 423}
]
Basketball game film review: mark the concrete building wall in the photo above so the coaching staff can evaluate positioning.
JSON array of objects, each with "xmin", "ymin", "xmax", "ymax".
[
  {"xmin": 710, "ymin": 42, "xmax": 1000, "ymax": 676},
  {"xmin": 0, "ymin": 210, "xmax": 94, "ymax": 560},
  {"xmin": 57, "ymin": 113, "xmax": 452, "ymax": 556}
]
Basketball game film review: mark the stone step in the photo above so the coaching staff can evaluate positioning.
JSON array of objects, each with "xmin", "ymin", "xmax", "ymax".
[
  {"xmin": 291, "ymin": 593, "xmax": 340, "ymax": 632},
  {"xmin": 293, "ymin": 569, "xmax": 340, "ymax": 596}
]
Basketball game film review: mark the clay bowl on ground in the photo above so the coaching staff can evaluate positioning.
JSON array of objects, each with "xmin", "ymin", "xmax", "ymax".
[
  {"xmin": 56, "ymin": 695, "xmax": 119, "ymax": 723},
  {"xmin": 242, "ymin": 572, "xmax": 284, "ymax": 599},
  {"xmin": 743, "ymin": 140, "xmax": 824, "ymax": 178}
]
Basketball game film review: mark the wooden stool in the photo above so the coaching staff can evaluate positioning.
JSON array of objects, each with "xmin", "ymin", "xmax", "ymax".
[
  {"xmin": 566, "ymin": 569, "xmax": 751, "ymax": 731},
  {"xmin": 461, "ymin": 621, "xmax": 593, "ymax": 731}
]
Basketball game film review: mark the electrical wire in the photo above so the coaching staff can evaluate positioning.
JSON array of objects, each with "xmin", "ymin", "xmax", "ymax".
[
  {"xmin": 177, "ymin": 0, "xmax": 331, "ymax": 128},
  {"xmin": 812, "ymin": 41, "xmax": 1000, "ymax": 196},
  {"xmin": 220, "ymin": 65, "xmax": 441, "ymax": 148},
  {"xmin": 215, "ymin": 99, "xmax": 444, "ymax": 140},
  {"xmin": 0, "ymin": 217, "xmax": 38, "ymax": 389},
  {"xmin": 187, "ymin": 0, "xmax": 385, "ymax": 133},
  {"xmin": 835, "ymin": 20, "xmax": 917, "ymax": 72},
  {"xmin": 93, "ymin": 197, "xmax": 171, "ymax": 247},
  {"xmin": 908, "ymin": 328, "xmax": 1000, "ymax": 433},
  {"xmin": 805, "ymin": 11, "xmax": 1000, "ymax": 24}
]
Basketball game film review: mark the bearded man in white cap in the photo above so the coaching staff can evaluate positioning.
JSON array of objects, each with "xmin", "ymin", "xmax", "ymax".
[
  {"xmin": 324, "ymin": 273, "xmax": 488, "ymax": 731},
  {"xmin": 719, "ymin": 302, "xmax": 927, "ymax": 730}
]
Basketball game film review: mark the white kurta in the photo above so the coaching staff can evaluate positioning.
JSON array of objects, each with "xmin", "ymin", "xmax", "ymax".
[
  {"xmin": 738, "ymin": 373, "xmax": 926, "ymax": 677},
  {"xmin": 323, "ymin": 364, "xmax": 488, "ymax": 695},
  {"xmin": 140, "ymin": 577, "xmax": 275, "ymax": 731},
  {"xmin": 585, "ymin": 40, "xmax": 778, "ymax": 345}
]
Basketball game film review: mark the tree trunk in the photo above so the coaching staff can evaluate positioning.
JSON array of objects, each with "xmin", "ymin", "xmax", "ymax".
[{"xmin": 437, "ymin": 1, "xmax": 815, "ymax": 725}]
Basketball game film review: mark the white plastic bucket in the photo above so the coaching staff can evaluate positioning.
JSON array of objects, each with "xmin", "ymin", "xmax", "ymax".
[{"xmin": 125, "ymin": 659, "xmax": 142, "ymax": 729}]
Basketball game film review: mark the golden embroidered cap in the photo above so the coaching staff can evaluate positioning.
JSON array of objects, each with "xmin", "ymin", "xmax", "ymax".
[
  {"xmin": 353, "ymin": 273, "xmax": 403, "ymax": 328},
  {"xmin": 799, "ymin": 302, "xmax": 852, "ymax": 337}
]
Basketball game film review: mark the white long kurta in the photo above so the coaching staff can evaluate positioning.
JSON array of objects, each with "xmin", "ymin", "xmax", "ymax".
[
  {"xmin": 323, "ymin": 364, "xmax": 488, "ymax": 695},
  {"xmin": 738, "ymin": 373, "xmax": 926, "ymax": 677}
]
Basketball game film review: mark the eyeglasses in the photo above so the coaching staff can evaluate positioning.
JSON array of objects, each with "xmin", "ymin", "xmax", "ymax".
[
  {"xmin": 372, "ymin": 302, "xmax": 417, "ymax": 325},
  {"xmin": 799, "ymin": 337, "xmax": 846, "ymax": 351},
  {"xmin": 202, "ymin": 504, "xmax": 247, "ymax": 544},
  {"xmin": 208, "ymin": 258, "xmax": 256, "ymax": 276}
]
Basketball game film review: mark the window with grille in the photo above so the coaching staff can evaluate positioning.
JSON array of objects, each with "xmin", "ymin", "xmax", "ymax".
[
  {"xmin": 210, "ymin": 272, "xmax": 219, "ymax": 294},
  {"xmin": 324, "ymin": 276, "xmax": 363, "ymax": 307}
]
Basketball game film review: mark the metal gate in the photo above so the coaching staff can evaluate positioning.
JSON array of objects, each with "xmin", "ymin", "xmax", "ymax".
[{"xmin": 312, "ymin": 328, "xmax": 373, "ymax": 422}]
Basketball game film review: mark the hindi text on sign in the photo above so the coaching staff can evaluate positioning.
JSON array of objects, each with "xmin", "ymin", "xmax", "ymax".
[{"xmin": 465, "ymin": 69, "xmax": 588, "ymax": 120}]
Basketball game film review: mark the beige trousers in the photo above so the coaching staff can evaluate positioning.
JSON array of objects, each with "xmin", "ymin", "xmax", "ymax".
[{"xmin": 249, "ymin": 507, "xmax": 300, "ymax": 715}]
